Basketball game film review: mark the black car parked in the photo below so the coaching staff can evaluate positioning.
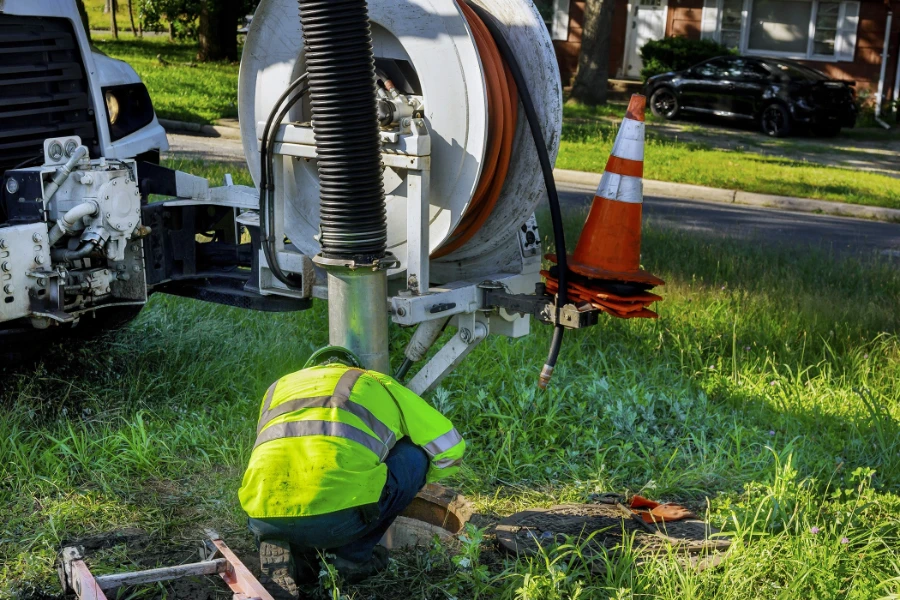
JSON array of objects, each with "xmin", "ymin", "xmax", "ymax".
[{"xmin": 645, "ymin": 56, "xmax": 858, "ymax": 138}]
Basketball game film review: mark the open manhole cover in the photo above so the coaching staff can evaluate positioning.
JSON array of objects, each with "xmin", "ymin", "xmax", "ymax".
[
  {"xmin": 494, "ymin": 504, "xmax": 729, "ymax": 570},
  {"xmin": 380, "ymin": 484, "xmax": 474, "ymax": 550}
]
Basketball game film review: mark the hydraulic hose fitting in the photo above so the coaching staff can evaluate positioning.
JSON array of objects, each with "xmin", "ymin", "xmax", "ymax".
[
  {"xmin": 51, "ymin": 239, "xmax": 98, "ymax": 263},
  {"xmin": 48, "ymin": 200, "xmax": 100, "ymax": 245},
  {"xmin": 297, "ymin": 0, "xmax": 387, "ymax": 264},
  {"xmin": 43, "ymin": 145, "xmax": 89, "ymax": 201},
  {"xmin": 538, "ymin": 364, "xmax": 555, "ymax": 391}
]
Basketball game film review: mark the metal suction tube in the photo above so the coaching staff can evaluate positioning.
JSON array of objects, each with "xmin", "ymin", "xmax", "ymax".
[{"xmin": 298, "ymin": 0, "xmax": 390, "ymax": 372}]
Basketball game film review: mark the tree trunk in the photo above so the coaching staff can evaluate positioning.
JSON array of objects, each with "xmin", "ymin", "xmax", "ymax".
[
  {"xmin": 198, "ymin": 0, "xmax": 240, "ymax": 62},
  {"xmin": 168, "ymin": 21, "xmax": 175, "ymax": 42},
  {"xmin": 570, "ymin": 0, "xmax": 615, "ymax": 106},
  {"xmin": 127, "ymin": 0, "xmax": 138, "ymax": 36},
  {"xmin": 76, "ymin": 0, "xmax": 92, "ymax": 42},
  {"xmin": 109, "ymin": 0, "xmax": 119, "ymax": 39}
]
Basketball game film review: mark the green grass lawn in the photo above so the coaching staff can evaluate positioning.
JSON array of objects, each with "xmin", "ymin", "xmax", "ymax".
[
  {"xmin": 1, "ymin": 160, "xmax": 898, "ymax": 599},
  {"xmin": 93, "ymin": 36, "xmax": 240, "ymax": 125},
  {"xmin": 559, "ymin": 119, "xmax": 900, "ymax": 210},
  {"xmin": 84, "ymin": 0, "xmax": 135, "ymax": 32}
]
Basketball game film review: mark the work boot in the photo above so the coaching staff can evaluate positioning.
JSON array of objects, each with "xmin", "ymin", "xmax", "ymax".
[
  {"xmin": 258, "ymin": 539, "xmax": 300, "ymax": 599},
  {"xmin": 330, "ymin": 546, "xmax": 390, "ymax": 583}
]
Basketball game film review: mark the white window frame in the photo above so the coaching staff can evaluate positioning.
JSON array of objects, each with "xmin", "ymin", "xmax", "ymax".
[
  {"xmin": 621, "ymin": 0, "xmax": 671, "ymax": 78},
  {"xmin": 551, "ymin": 0, "xmax": 571, "ymax": 41},
  {"xmin": 701, "ymin": 0, "xmax": 859, "ymax": 63}
]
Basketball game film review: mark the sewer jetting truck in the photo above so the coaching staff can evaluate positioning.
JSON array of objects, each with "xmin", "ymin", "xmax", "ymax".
[{"xmin": 1, "ymin": 0, "xmax": 609, "ymax": 391}]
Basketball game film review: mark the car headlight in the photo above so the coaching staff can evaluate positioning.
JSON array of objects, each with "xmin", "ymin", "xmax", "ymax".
[{"xmin": 101, "ymin": 83, "xmax": 156, "ymax": 141}]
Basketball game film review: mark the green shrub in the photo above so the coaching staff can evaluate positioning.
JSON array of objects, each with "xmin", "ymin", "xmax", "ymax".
[{"xmin": 640, "ymin": 36, "xmax": 736, "ymax": 81}]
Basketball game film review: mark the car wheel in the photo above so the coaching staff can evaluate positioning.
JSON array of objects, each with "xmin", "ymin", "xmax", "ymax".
[
  {"xmin": 650, "ymin": 88, "xmax": 680, "ymax": 119},
  {"xmin": 761, "ymin": 104, "xmax": 791, "ymax": 137}
]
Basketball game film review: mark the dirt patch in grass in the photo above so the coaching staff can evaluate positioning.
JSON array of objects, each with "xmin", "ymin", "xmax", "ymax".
[{"xmin": 494, "ymin": 504, "xmax": 724, "ymax": 557}]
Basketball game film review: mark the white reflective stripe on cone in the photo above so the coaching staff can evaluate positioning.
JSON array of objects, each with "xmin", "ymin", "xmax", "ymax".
[
  {"xmin": 596, "ymin": 172, "xmax": 644, "ymax": 204},
  {"xmin": 610, "ymin": 119, "xmax": 645, "ymax": 162}
]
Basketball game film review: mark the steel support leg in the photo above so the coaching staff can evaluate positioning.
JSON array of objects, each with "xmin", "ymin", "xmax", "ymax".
[{"xmin": 406, "ymin": 315, "xmax": 488, "ymax": 395}]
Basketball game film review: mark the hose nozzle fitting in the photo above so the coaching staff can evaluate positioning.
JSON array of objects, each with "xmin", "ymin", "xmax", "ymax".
[{"xmin": 538, "ymin": 364, "xmax": 555, "ymax": 390}]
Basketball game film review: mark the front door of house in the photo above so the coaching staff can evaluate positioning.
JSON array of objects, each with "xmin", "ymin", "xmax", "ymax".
[{"xmin": 625, "ymin": 0, "xmax": 667, "ymax": 79}]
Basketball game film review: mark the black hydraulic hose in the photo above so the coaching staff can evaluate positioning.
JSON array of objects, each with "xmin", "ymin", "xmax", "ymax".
[
  {"xmin": 259, "ymin": 74, "xmax": 309, "ymax": 288},
  {"xmin": 51, "ymin": 241, "xmax": 97, "ymax": 263},
  {"xmin": 468, "ymin": 3, "xmax": 568, "ymax": 389},
  {"xmin": 395, "ymin": 358, "xmax": 414, "ymax": 381},
  {"xmin": 297, "ymin": 0, "xmax": 386, "ymax": 263}
]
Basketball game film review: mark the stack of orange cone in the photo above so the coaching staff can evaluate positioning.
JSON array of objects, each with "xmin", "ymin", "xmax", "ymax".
[{"xmin": 544, "ymin": 94, "xmax": 664, "ymax": 319}]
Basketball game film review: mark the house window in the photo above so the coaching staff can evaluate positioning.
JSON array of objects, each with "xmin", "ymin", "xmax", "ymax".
[
  {"xmin": 748, "ymin": 0, "xmax": 813, "ymax": 54},
  {"xmin": 720, "ymin": 0, "xmax": 743, "ymax": 48},
  {"xmin": 701, "ymin": 0, "xmax": 859, "ymax": 61},
  {"xmin": 534, "ymin": 0, "xmax": 555, "ymax": 26},
  {"xmin": 813, "ymin": 2, "xmax": 840, "ymax": 55},
  {"xmin": 534, "ymin": 0, "xmax": 571, "ymax": 41}
]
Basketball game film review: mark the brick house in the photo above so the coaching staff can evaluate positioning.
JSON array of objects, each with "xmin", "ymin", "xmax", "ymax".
[{"xmin": 537, "ymin": 0, "xmax": 900, "ymax": 102}]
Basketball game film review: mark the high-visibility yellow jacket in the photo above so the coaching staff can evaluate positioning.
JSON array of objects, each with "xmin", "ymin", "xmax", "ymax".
[{"xmin": 239, "ymin": 364, "xmax": 465, "ymax": 519}]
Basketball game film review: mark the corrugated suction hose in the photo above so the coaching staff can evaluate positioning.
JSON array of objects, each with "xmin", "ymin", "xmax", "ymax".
[{"xmin": 298, "ymin": 0, "xmax": 386, "ymax": 263}]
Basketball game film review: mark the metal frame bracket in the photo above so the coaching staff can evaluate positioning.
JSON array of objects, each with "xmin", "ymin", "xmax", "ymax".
[
  {"xmin": 406, "ymin": 314, "xmax": 489, "ymax": 395},
  {"xmin": 57, "ymin": 533, "xmax": 273, "ymax": 600}
]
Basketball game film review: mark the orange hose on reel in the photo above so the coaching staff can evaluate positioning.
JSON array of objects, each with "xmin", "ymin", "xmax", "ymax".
[{"xmin": 431, "ymin": 0, "xmax": 518, "ymax": 259}]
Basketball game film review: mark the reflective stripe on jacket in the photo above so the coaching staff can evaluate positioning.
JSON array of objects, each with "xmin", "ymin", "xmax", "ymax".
[{"xmin": 238, "ymin": 364, "xmax": 465, "ymax": 519}]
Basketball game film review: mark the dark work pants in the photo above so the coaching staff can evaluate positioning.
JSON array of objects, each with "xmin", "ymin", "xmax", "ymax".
[{"xmin": 248, "ymin": 438, "xmax": 429, "ymax": 563}]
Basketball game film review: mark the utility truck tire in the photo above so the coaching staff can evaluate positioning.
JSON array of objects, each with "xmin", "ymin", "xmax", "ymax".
[
  {"xmin": 0, "ymin": 327, "xmax": 52, "ymax": 365},
  {"xmin": 0, "ymin": 307, "xmax": 142, "ymax": 367},
  {"xmin": 66, "ymin": 306, "xmax": 144, "ymax": 340}
]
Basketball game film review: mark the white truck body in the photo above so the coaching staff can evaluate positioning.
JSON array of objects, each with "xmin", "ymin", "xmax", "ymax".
[{"xmin": 0, "ymin": 0, "xmax": 168, "ymax": 160}]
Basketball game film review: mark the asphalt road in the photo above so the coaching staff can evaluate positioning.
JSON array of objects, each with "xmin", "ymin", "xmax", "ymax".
[
  {"xmin": 166, "ymin": 132, "xmax": 900, "ymax": 259},
  {"xmin": 559, "ymin": 181, "xmax": 900, "ymax": 259}
]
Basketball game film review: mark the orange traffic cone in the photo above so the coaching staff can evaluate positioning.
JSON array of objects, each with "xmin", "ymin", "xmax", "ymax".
[{"xmin": 546, "ymin": 94, "xmax": 663, "ymax": 319}]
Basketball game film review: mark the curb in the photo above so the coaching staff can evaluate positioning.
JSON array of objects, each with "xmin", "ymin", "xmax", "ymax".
[
  {"xmin": 159, "ymin": 118, "xmax": 243, "ymax": 140},
  {"xmin": 154, "ymin": 126, "xmax": 900, "ymax": 225},
  {"xmin": 553, "ymin": 168, "xmax": 900, "ymax": 224}
]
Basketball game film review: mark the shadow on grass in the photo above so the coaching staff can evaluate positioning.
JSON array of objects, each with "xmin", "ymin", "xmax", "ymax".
[{"xmin": 658, "ymin": 111, "xmax": 860, "ymax": 142}]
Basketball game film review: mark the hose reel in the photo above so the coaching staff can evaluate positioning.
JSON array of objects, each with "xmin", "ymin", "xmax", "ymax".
[
  {"xmin": 239, "ymin": 0, "xmax": 562, "ymax": 281},
  {"xmin": 241, "ymin": 0, "xmax": 566, "ymax": 386}
]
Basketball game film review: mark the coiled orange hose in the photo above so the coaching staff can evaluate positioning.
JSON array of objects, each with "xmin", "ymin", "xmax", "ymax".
[{"xmin": 431, "ymin": 0, "xmax": 518, "ymax": 258}]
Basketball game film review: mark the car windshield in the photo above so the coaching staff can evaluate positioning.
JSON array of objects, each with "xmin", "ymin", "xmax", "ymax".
[{"xmin": 763, "ymin": 60, "xmax": 829, "ymax": 82}]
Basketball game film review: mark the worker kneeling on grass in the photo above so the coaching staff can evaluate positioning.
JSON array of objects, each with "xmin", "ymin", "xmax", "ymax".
[{"xmin": 238, "ymin": 346, "xmax": 465, "ymax": 596}]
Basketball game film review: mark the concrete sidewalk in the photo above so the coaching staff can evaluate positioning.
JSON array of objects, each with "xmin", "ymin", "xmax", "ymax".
[{"xmin": 159, "ymin": 119, "xmax": 900, "ymax": 225}]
